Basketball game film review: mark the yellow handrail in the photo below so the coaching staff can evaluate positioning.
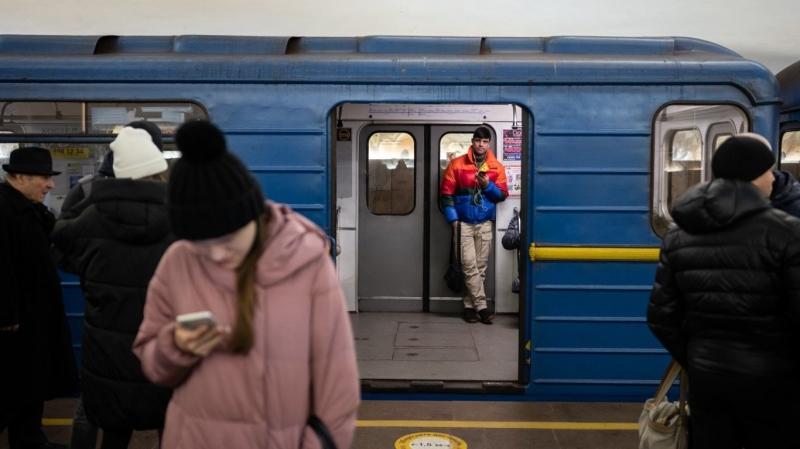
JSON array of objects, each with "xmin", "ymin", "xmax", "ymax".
[{"xmin": 529, "ymin": 243, "xmax": 660, "ymax": 262}]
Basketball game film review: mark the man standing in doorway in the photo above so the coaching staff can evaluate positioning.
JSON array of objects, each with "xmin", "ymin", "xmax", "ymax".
[
  {"xmin": 0, "ymin": 147, "xmax": 78, "ymax": 449},
  {"xmin": 440, "ymin": 126, "xmax": 508, "ymax": 324}
]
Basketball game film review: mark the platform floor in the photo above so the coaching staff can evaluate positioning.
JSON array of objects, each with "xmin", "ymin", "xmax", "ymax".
[
  {"xmin": 2, "ymin": 311, "xmax": 642, "ymax": 447},
  {"xmin": 351, "ymin": 311, "xmax": 519, "ymax": 381},
  {"xmin": 1, "ymin": 398, "xmax": 641, "ymax": 448}
]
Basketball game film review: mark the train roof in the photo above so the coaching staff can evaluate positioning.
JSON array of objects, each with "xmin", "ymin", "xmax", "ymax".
[{"xmin": 0, "ymin": 35, "xmax": 779, "ymax": 103}]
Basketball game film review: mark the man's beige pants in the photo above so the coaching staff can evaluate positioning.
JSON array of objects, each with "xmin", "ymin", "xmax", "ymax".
[{"xmin": 458, "ymin": 221, "xmax": 493, "ymax": 311}]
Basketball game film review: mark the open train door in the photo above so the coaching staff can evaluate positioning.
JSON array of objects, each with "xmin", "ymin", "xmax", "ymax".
[{"xmin": 356, "ymin": 124, "xmax": 495, "ymax": 312}]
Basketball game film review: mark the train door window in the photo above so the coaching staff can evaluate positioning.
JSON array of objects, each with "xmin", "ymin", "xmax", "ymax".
[
  {"xmin": 438, "ymin": 132, "xmax": 472, "ymax": 179},
  {"xmin": 652, "ymin": 104, "xmax": 748, "ymax": 236},
  {"xmin": 366, "ymin": 131, "xmax": 416, "ymax": 215},
  {"xmin": 781, "ymin": 131, "xmax": 800, "ymax": 179},
  {"xmin": 0, "ymin": 101, "xmax": 207, "ymax": 215}
]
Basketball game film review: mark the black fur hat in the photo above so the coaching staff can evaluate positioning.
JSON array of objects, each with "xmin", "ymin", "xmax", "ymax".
[
  {"xmin": 167, "ymin": 120, "xmax": 265, "ymax": 240},
  {"xmin": 711, "ymin": 133, "xmax": 775, "ymax": 182}
]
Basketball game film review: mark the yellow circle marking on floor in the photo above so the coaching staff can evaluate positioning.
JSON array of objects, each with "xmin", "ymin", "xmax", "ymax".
[{"xmin": 395, "ymin": 432, "xmax": 467, "ymax": 449}]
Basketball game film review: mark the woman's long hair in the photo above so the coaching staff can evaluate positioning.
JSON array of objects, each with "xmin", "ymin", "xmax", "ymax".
[{"xmin": 229, "ymin": 209, "xmax": 270, "ymax": 354}]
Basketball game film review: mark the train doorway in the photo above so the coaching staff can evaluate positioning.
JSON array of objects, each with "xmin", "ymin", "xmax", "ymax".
[{"xmin": 334, "ymin": 103, "xmax": 526, "ymax": 386}]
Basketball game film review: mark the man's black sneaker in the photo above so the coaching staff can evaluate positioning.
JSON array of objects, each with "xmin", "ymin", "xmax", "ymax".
[
  {"xmin": 464, "ymin": 308, "xmax": 479, "ymax": 323},
  {"xmin": 478, "ymin": 308, "xmax": 495, "ymax": 324}
]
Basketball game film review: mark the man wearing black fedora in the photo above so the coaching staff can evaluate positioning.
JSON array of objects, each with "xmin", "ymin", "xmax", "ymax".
[{"xmin": 0, "ymin": 147, "xmax": 78, "ymax": 449}]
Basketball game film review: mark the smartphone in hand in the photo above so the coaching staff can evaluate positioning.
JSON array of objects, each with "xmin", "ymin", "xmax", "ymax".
[{"xmin": 176, "ymin": 311, "xmax": 218, "ymax": 330}]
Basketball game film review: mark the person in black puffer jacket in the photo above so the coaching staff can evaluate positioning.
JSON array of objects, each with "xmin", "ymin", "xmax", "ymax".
[
  {"xmin": 648, "ymin": 133, "xmax": 800, "ymax": 449},
  {"xmin": 771, "ymin": 168, "xmax": 800, "ymax": 217},
  {"xmin": 51, "ymin": 126, "xmax": 174, "ymax": 449}
]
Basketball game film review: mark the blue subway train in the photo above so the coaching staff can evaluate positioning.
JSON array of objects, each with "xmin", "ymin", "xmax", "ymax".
[{"xmin": 0, "ymin": 35, "xmax": 788, "ymax": 401}]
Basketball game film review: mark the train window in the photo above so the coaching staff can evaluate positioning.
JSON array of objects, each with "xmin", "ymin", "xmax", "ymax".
[
  {"xmin": 366, "ymin": 131, "xmax": 415, "ymax": 215},
  {"xmin": 0, "ymin": 101, "xmax": 207, "ymax": 214},
  {"xmin": 781, "ymin": 131, "xmax": 800, "ymax": 179},
  {"xmin": 652, "ymin": 104, "xmax": 748, "ymax": 236}
]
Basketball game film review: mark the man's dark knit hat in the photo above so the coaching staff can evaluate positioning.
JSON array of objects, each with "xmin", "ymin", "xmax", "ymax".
[
  {"xmin": 711, "ymin": 133, "xmax": 775, "ymax": 182},
  {"xmin": 168, "ymin": 120, "xmax": 265, "ymax": 240}
]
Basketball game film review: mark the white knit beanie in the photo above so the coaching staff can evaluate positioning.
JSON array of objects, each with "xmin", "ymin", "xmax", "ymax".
[{"xmin": 111, "ymin": 127, "xmax": 167, "ymax": 179}]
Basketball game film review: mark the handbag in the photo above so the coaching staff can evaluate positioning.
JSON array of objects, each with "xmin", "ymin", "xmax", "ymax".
[
  {"xmin": 443, "ymin": 225, "xmax": 464, "ymax": 293},
  {"xmin": 638, "ymin": 359, "xmax": 690, "ymax": 449}
]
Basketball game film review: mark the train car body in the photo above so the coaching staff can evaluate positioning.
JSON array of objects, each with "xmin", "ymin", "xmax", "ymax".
[{"xmin": 0, "ymin": 35, "xmax": 781, "ymax": 401}]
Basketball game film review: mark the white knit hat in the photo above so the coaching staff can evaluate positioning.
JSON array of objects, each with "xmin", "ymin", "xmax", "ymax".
[{"xmin": 111, "ymin": 127, "xmax": 167, "ymax": 179}]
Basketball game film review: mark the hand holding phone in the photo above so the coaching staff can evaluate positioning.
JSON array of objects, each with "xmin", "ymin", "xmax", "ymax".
[
  {"xmin": 176, "ymin": 311, "xmax": 218, "ymax": 330},
  {"xmin": 174, "ymin": 311, "xmax": 227, "ymax": 356},
  {"xmin": 476, "ymin": 170, "xmax": 489, "ymax": 188}
]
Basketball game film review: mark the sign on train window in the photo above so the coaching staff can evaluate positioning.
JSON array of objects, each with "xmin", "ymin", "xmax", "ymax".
[
  {"xmin": 0, "ymin": 101, "xmax": 207, "ymax": 215},
  {"xmin": 366, "ymin": 132, "xmax": 415, "ymax": 215},
  {"xmin": 86, "ymin": 103, "xmax": 206, "ymax": 135},
  {"xmin": 781, "ymin": 131, "xmax": 800, "ymax": 180},
  {"xmin": 652, "ymin": 104, "xmax": 748, "ymax": 236}
]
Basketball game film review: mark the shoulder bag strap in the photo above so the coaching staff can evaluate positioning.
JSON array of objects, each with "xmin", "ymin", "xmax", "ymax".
[
  {"xmin": 308, "ymin": 415, "xmax": 337, "ymax": 449},
  {"xmin": 449, "ymin": 228, "xmax": 456, "ymax": 265},
  {"xmin": 678, "ymin": 369, "xmax": 689, "ymax": 418},
  {"xmin": 307, "ymin": 293, "xmax": 338, "ymax": 449},
  {"xmin": 450, "ymin": 225, "xmax": 462, "ymax": 270},
  {"xmin": 653, "ymin": 359, "xmax": 681, "ymax": 404}
]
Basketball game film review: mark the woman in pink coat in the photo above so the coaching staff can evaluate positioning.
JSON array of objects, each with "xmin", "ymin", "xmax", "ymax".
[{"xmin": 133, "ymin": 120, "xmax": 360, "ymax": 449}]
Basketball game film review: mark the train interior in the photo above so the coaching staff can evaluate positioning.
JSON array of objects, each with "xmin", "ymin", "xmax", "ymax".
[{"xmin": 334, "ymin": 103, "xmax": 526, "ymax": 388}]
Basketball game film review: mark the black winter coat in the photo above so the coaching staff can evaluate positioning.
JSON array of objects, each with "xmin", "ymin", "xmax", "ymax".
[
  {"xmin": 501, "ymin": 211, "xmax": 521, "ymax": 293},
  {"xmin": 648, "ymin": 179, "xmax": 800, "ymax": 378},
  {"xmin": 51, "ymin": 178, "xmax": 173, "ymax": 430},
  {"xmin": 771, "ymin": 169, "xmax": 800, "ymax": 218},
  {"xmin": 0, "ymin": 182, "xmax": 79, "ymax": 403}
]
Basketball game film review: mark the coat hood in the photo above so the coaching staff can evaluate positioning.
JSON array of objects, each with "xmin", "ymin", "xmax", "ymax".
[
  {"xmin": 671, "ymin": 178, "xmax": 772, "ymax": 234},
  {"xmin": 255, "ymin": 201, "xmax": 330, "ymax": 287},
  {"xmin": 90, "ymin": 178, "xmax": 170, "ymax": 244}
]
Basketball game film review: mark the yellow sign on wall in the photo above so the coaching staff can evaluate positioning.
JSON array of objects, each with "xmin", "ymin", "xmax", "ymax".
[
  {"xmin": 50, "ymin": 147, "xmax": 90, "ymax": 158},
  {"xmin": 395, "ymin": 432, "xmax": 467, "ymax": 449}
]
